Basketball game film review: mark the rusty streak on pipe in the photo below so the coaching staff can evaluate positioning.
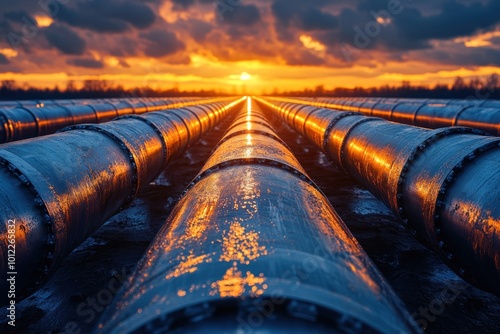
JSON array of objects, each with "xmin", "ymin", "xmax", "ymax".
[
  {"xmin": 256, "ymin": 97, "xmax": 500, "ymax": 297},
  {"xmin": 0, "ymin": 97, "xmax": 229, "ymax": 144},
  {"xmin": 0, "ymin": 97, "xmax": 245, "ymax": 303},
  {"xmin": 268, "ymin": 97, "xmax": 500, "ymax": 136},
  {"xmin": 96, "ymin": 98, "xmax": 420, "ymax": 334}
]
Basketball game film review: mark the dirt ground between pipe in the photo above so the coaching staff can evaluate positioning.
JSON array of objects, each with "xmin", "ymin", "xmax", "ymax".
[{"xmin": 1, "ymin": 110, "xmax": 499, "ymax": 333}]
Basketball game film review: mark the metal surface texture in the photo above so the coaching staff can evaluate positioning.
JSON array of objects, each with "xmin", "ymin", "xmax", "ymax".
[
  {"xmin": 269, "ymin": 97, "xmax": 500, "ymax": 136},
  {"xmin": 0, "ymin": 97, "xmax": 228, "ymax": 143},
  {"xmin": 0, "ymin": 98, "xmax": 245, "ymax": 303},
  {"xmin": 96, "ymin": 99, "xmax": 419, "ymax": 334},
  {"xmin": 256, "ymin": 97, "xmax": 500, "ymax": 297}
]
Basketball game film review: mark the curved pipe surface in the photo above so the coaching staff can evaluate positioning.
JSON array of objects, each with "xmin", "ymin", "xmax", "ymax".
[
  {"xmin": 0, "ymin": 97, "xmax": 231, "ymax": 144},
  {"xmin": 269, "ymin": 97, "xmax": 500, "ymax": 136},
  {"xmin": 256, "ymin": 97, "xmax": 500, "ymax": 297},
  {"xmin": 96, "ymin": 99, "xmax": 419, "ymax": 334},
  {"xmin": 0, "ymin": 98, "xmax": 245, "ymax": 303}
]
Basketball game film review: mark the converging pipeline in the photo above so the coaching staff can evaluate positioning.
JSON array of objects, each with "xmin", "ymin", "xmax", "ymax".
[
  {"xmin": 0, "ymin": 98, "xmax": 245, "ymax": 303},
  {"xmin": 256, "ymin": 97, "xmax": 500, "ymax": 297},
  {"xmin": 269, "ymin": 96, "xmax": 500, "ymax": 136},
  {"xmin": 96, "ymin": 98, "xmax": 420, "ymax": 334},
  {"xmin": 0, "ymin": 97, "xmax": 228, "ymax": 144}
]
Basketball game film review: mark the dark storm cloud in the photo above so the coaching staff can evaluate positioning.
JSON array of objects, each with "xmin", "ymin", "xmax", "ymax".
[
  {"xmin": 0, "ymin": 0, "xmax": 500, "ymax": 71},
  {"xmin": 0, "ymin": 53, "xmax": 9, "ymax": 64},
  {"xmin": 299, "ymin": 7, "xmax": 338, "ymax": 31},
  {"xmin": 3, "ymin": 10, "xmax": 35, "ymax": 23},
  {"xmin": 188, "ymin": 19, "xmax": 214, "ymax": 42},
  {"xmin": 284, "ymin": 50, "xmax": 325, "ymax": 66},
  {"xmin": 57, "ymin": 0, "xmax": 156, "ymax": 33},
  {"xmin": 140, "ymin": 29, "xmax": 185, "ymax": 57},
  {"xmin": 170, "ymin": 0, "xmax": 213, "ymax": 10},
  {"xmin": 44, "ymin": 24, "xmax": 86, "ymax": 55},
  {"xmin": 393, "ymin": 1, "xmax": 500, "ymax": 41},
  {"xmin": 171, "ymin": 0, "xmax": 196, "ymax": 10},
  {"xmin": 421, "ymin": 46, "xmax": 500, "ymax": 67},
  {"xmin": 271, "ymin": 0, "xmax": 335, "ymax": 41},
  {"xmin": 67, "ymin": 57, "xmax": 104, "ymax": 69},
  {"xmin": 270, "ymin": 0, "xmax": 500, "ymax": 55},
  {"xmin": 222, "ymin": 4, "xmax": 261, "ymax": 27}
]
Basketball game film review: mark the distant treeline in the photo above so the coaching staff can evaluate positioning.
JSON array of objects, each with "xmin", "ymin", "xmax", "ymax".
[
  {"xmin": 0, "ymin": 80, "xmax": 225, "ymax": 100},
  {"xmin": 280, "ymin": 74, "xmax": 500, "ymax": 100},
  {"xmin": 1, "ymin": 74, "xmax": 499, "ymax": 100}
]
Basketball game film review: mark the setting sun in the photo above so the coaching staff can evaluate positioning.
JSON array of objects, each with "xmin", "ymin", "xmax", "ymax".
[{"xmin": 240, "ymin": 72, "xmax": 252, "ymax": 81}]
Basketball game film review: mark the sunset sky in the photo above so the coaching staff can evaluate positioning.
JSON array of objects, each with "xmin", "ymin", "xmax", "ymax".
[{"xmin": 1, "ymin": 0, "xmax": 500, "ymax": 94}]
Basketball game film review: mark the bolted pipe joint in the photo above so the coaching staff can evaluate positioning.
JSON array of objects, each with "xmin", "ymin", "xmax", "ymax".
[
  {"xmin": 0, "ymin": 98, "xmax": 245, "ymax": 303},
  {"xmin": 256, "ymin": 97, "xmax": 500, "ymax": 297}
]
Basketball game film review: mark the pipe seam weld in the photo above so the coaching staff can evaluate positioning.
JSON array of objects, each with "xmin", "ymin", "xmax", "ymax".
[
  {"xmin": 433, "ymin": 139, "xmax": 500, "ymax": 277},
  {"xmin": 114, "ymin": 115, "xmax": 169, "ymax": 170},
  {"xmin": 61, "ymin": 124, "xmax": 139, "ymax": 206},
  {"xmin": 338, "ymin": 118, "xmax": 380, "ymax": 173},
  {"xmin": 211, "ymin": 129, "xmax": 289, "ymax": 154},
  {"xmin": 18, "ymin": 107, "xmax": 40, "ymax": 136},
  {"xmin": 0, "ymin": 112, "xmax": 9, "ymax": 142},
  {"xmin": 181, "ymin": 157, "xmax": 319, "ymax": 198},
  {"xmin": 166, "ymin": 110, "xmax": 192, "ymax": 145},
  {"xmin": 388, "ymin": 102, "xmax": 403, "ymax": 120},
  {"xmin": 0, "ymin": 151, "xmax": 58, "ymax": 294},
  {"xmin": 451, "ymin": 105, "xmax": 473, "ymax": 126},
  {"xmin": 321, "ymin": 112, "xmax": 361, "ymax": 157},
  {"xmin": 300, "ymin": 106, "xmax": 323, "ymax": 135},
  {"xmin": 229, "ymin": 119, "xmax": 275, "ymax": 131},
  {"xmin": 178, "ymin": 107, "xmax": 205, "ymax": 134},
  {"xmin": 288, "ymin": 104, "xmax": 310, "ymax": 124}
]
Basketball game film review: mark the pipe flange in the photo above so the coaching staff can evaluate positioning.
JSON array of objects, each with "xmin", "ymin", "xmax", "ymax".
[
  {"xmin": 0, "ymin": 154, "xmax": 57, "ymax": 296},
  {"xmin": 321, "ymin": 112, "xmax": 360, "ymax": 156},
  {"xmin": 114, "ymin": 115, "xmax": 169, "ymax": 169},
  {"xmin": 289, "ymin": 104, "xmax": 311, "ymax": 124},
  {"xmin": 395, "ymin": 127, "xmax": 486, "ymax": 228},
  {"xmin": 182, "ymin": 158, "xmax": 319, "ymax": 198},
  {"xmin": 134, "ymin": 297, "xmax": 364, "ymax": 334},
  {"xmin": 301, "ymin": 107, "xmax": 326, "ymax": 136},
  {"xmin": 433, "ymin": 139, "xmax": 500, "ymax": 280},
  {"xmin": 337, "ymin": 118, "xmax": 379, "ymax": 173},
  {"xmin": 62, "ymin": 125, "xmax": 139, "ymax": 208}
]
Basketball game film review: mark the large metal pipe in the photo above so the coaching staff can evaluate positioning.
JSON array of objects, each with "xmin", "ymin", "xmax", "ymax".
[
  {"xmin": 96, "ymin": 99, "xmax": 419, "ymax": 334},
  {"xmin": 270, "ymin": 97, "xmax": 500, "ymax": 136},
  {"xmin": 0, "ymin": 98, "xmax": 244, "ymax": 303},
  {"xmin": 0, "ymin": 97, "xmax": 227, "ymax": 144},
  {"xmin": 256, "ymin": 97, "xmax": 500, "ymax": 297},
  {"xmin": 313, "ymin": 97, "xmax": 500, "ymax": 109}
]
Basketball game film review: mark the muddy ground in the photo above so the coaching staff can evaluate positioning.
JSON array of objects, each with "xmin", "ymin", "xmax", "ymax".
[{"xmin": 1, "ymin": 106, "xmax": 499, "ymax": 333}]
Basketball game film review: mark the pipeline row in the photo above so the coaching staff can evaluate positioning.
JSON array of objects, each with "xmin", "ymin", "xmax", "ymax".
[
  {"xmin": 268, "ymin": 96, "xmax": 500, "ymax": 136},
  {"xmin": 255, "ymin": 97, "xmax": 500, "ymax": 297},
  {"xmin": 96, "ymin": 98, "xmax": 419, "ymax": 334},
  {"xmin": 0, "ymin": 97, "xmax": 204, "ymax": 109},
  {"xmin": 0, "ymin": 97, "xmax": 245, "ymax": 303},
  {"xmin": 297, "ymin": 96, "xmax": 500, "ymax": 108},
  {"xmin": 0, "ymin": 97, "xmax": 231, "ymax": 144}
]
